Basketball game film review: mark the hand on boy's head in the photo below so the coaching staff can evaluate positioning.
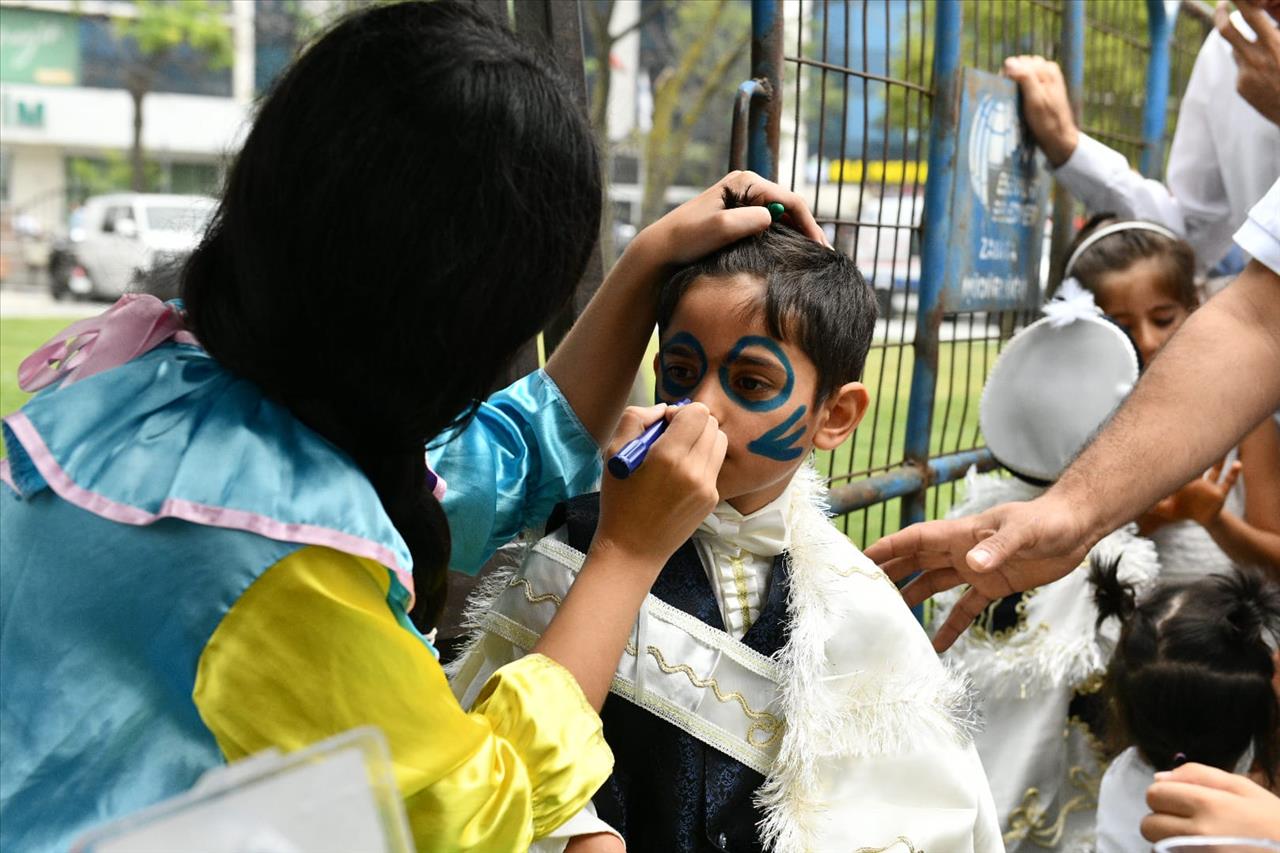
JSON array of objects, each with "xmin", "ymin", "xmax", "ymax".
[
  {"xmin": 867, "ymin": 494, "xmax": 1095, "ymax": 652},
  {"xmin": 1142, "ymin": 762, "xmax": 1280, "ymax": 842},
  {"xmin": 1218, "ymin": 0, "xmax": 1280, "ymax": 127},
  {"xmin": 630, "ymin": 171, "xmax": 830, "ymax": 272},
  {"xmin": 596, "ymin": 403, "xmax": 727, "ymax": 568}
]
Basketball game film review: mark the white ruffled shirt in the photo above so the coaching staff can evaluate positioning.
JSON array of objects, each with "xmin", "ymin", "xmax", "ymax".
[{"xmin": 692, "ymin": 484, "xmax": 793, "ymax": 639}]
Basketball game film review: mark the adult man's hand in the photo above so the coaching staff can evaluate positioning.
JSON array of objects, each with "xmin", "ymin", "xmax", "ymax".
[
  {"xmin": 865, "ymin": 493, "xmax": 1098, "ymax": 652},
  {"xmin": 1002, "ymin": 55, "xmax": 1079, "ymax": 167},
  {"xmin": 1218, "ymin": 0, "xmax": 1280, "ymax": 126}
]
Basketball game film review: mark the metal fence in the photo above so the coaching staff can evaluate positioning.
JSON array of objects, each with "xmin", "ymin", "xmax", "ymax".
[{"xmin": 736, "ymin": 0, "xmax": 1210, "ymax": 548}]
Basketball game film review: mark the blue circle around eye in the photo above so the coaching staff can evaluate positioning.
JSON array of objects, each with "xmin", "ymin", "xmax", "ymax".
[
  {"xmin": 659, "ymin": 331, "xmax": 707, "ymax": 399},
  {"xmin": 719, "ymin": 335, "xmax": 793, "ymax": 412}
]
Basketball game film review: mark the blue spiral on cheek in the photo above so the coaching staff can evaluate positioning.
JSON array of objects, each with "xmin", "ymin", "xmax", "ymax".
[
  {"xmin": 719, "ymin": 335, "xmax": 794, "ymax": 413},
  {"xmin": 658, "ymin": 331, "xmax": 708, "ymax": 400}
]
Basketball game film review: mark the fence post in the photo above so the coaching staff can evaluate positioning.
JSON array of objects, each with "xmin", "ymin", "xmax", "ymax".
[
  {"xmin": 1140, "ymin": 0, "xmax": 1177, "ymax": 177},
  {"xmin": 901, "ymin": 0, "xmax": 963, "ymax": 526},
  {"xmin": 1048, "ymin": 0, "xmax": 1085, "ymax": 291},
  {"xmin": 513, "ymin": 0, "xmax": 604, "ymax": 357},
  {"xmin": 746, "ymin": 0, "xmax": 784, "ymax": 180}
]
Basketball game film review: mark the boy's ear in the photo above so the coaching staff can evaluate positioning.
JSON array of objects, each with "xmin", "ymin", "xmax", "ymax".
[{"xmin": 812, "ymin": 381, "xmax": 870, "ymax": 450}]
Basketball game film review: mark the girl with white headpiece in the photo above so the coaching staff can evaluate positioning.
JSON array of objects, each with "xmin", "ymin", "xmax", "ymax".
[{"xmin": 1061, "ymin": 215, "xmax": 1280, "ymax": 577}]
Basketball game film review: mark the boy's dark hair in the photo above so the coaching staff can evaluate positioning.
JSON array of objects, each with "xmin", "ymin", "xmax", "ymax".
[
  {"xmin": 657, "ymin": 189, "xmax": 877, "ymax": 402},
  {"xmin": 1090, "ymin": 560, "xmax": 1280, "ymax": 785},
  {"xmin": 181, "ymin": 0, "xmax": 600, "ymax": 628},
  {"xmin": 1063, "ymin": 212, "xmax": 1198, "ymax": 311}
]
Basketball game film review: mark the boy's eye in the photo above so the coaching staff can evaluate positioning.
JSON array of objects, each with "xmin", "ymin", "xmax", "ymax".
[
  {"xmin": 734, "ymin": 375, "xmax": 773, "ymax": 395},
  {"xmin": 666, "ymin": 364, "xmax": 696, "ymax": 382},
  {"xmin": 1152, "ymin": 315, "xmax": 1177, "ymax": 329}
]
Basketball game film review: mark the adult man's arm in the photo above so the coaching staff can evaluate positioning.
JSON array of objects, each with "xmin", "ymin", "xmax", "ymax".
[{"xmin": 867, "ymin": 259, "xmax": 1280, "ymax": 651}]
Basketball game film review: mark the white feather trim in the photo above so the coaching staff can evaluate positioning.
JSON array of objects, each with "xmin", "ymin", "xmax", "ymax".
[
  {"xmin": 441, "ymin": 537, "xmax": 530, "ymax": 681},
  {"xmin": 937, "ymin": 471, "xmax": 1162, "ymax": 699},
  {"xmin": 756, "ymin": 462, "xmax": 981, "ymax": 852}
]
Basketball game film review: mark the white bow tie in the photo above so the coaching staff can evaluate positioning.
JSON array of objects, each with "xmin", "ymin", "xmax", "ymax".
[{"xmin": 695, "ymin": 503, "xmax": 789, "ymax": 557}]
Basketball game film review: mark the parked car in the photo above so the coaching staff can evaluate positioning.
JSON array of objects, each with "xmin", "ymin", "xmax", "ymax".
[{"xmin": 49, "ymin": 193, "xmax": 216, "ymax": 301}]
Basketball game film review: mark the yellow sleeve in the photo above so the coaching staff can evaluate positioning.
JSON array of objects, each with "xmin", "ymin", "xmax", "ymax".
[{"xmin": 193, "ymin": 545, "xmax": 613, "ymax": 851}]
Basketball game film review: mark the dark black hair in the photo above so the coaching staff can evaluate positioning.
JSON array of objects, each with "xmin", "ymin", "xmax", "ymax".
[
  {"xmin": 1090, "ymin": 561, "xmax": 1280, "ymax": 784},
  {"xmin": 656, "ymin": 189, "xmax": 876, "ymax": 402},
  {"xmin": 181, "ymin": 0, "xmax": 601, "ymax": 628},
  {"xmin": 1062, "ymin": 213, "xmax": 1198, "ymax": 312}
]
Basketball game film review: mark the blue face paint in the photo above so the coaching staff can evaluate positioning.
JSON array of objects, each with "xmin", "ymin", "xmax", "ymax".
[
  {"xmin": 718, "ymin": 335, "xmax": 795, "ymax": 413},
  {"xmin": 658, "ymin": 331, "xmax": 707, "ymax": 401},
  {"xmin": 747, "ymin": 404, "xmax": 808, "ymax": 461}
]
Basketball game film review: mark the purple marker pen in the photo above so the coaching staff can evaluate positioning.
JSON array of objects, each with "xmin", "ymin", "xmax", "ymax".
[{"xmin": 606, "ymin": 399, "xmax": 691, "ymax": 479}]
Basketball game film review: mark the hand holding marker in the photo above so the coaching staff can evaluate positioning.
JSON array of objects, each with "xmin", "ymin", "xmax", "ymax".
[
  {"xmin": 608, "ymin": 201, "xmax": 787, "ymax": 481},
  {"xmin": 607, "ymin": 400, "xmax": 692, "ymax": 479}
]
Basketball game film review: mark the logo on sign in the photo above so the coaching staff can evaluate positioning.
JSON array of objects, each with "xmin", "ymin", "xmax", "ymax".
[{"xmin": 967, "ymin": 95, "xmax": 1019, "ymax": 209}]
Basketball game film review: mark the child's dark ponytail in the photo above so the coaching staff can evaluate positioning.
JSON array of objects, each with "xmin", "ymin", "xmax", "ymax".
[
  {"xmin": 1101, "ymin": 568, "xmax": 1280, "ymax": 785},
  {"xmin": 1089, "ymin": 552, "xmax": 1136, "ymax": 629},
  {"xmin": 1222, "ymin": 567, "xmax": 1280, "ymax": 649}
]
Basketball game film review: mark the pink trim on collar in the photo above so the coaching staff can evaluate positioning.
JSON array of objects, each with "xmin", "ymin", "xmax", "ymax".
[
  {"xmin": 3, "ymin": 411, "xmax": 416, "ymax": 605},
  {"xmin": 0, "ymin": 458, "xmax": 15, "ymax": 494}
]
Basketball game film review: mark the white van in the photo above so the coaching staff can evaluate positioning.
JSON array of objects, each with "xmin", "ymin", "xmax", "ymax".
[{"xmin": 51, "ymin": 193, "xmax": 216, "ymax": 300}]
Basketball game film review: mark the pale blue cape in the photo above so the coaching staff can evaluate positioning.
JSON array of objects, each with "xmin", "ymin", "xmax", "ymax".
[{"xmin": 0, "ymin": 341, "xmax": 600, "ymax": 851}]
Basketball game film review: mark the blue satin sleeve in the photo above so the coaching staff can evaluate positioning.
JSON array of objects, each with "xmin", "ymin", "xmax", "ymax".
[{"xmin": 428, "ymin": 369, "xmax": 601, "ymax": 575}]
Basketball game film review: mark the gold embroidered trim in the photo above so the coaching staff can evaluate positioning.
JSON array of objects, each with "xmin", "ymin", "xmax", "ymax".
[
  {"xmin": 507, "ymin": 576, "xmax": 563, "ymax": 606},
  {"xmin": 729, "ymin": 550, "xmax": 754, "ymax": 634},
  {"xmin": 1002, "ymin": 717, "xmax": 1106, "ymax": 848},
  {"xmin": 855, "ymin": 838, "xmax": 922, "ymax": 853},
  {"xmin": 636, "ymin": 644, "xmax": 783, "ymax": 747}
]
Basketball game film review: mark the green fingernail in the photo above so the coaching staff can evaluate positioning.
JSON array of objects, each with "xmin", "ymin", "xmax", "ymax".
[{"xmin": 766, "ymin": 202, "xmax": 785, "ymax": 222}]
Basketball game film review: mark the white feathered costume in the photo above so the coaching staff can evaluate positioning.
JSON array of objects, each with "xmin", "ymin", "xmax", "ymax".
[{"xmin": 449, "ymin": 463, "xmax": 1004, "ymax": 852}]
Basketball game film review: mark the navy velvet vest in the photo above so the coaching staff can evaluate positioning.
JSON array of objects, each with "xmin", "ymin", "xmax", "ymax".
[{"xmin": 553, "ymin": 494, "xmax": 791, "ymax": 853}]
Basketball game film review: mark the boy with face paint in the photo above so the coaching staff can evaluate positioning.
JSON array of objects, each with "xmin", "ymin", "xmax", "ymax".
[{"xmin": 449, "ymin": 192, "xmax": 1003, "ymax": 853}]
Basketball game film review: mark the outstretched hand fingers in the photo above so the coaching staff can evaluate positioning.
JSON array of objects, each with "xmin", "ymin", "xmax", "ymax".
[
  {"xmin": 879, "ymin": 551, "xmax": 965, "ymax": 583},
  {"xmin": 1233, "ymin": 0, "xmax": 1280, "ymax": 49},
  {"xmin": 866, "ymin": 517, "xmax": 976, "ymax": 567},
  {"xmin": 899, "ymin": 568, "xmax": 965, "ymax": 608},
  {"xmin": 1216, "ymin": 1, "xmax": 1253, "ymax": 53},
  {"xmin": 1217, "ymin": 459, "xmax": 1243, "ymax": 493},
  {"xmin": 931, "ymin": 586, "xmax": 993, "ymax": 653}
]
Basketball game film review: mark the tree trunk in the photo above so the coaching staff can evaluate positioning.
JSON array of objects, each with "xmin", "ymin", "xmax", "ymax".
[{"xmin": 129, "ymin": 86, "xmax": 146, "ymax": 192}]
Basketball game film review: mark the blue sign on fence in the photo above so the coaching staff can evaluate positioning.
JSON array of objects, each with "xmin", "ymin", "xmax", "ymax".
[{"xmin": 942, "ymin": 67, "xmax": 1051, "ymax": 312}]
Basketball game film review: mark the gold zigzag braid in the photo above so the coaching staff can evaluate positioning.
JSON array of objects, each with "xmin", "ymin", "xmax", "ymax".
[
  {"xmin": 507, "ymin": 576, "xmax": 563, "ymax": 606},
  {"xmin": 643, "ymin": 645, "xmax": 783, "ymax": 747}
]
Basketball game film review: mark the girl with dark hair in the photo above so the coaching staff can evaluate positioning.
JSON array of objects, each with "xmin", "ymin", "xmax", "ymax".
[
  {"xmin": 0, "ymin": 2, "xmax": 826, "ymax": 850},
  {"xmin": 1090, "ymin": 564, "xmax": 1280, "ymax": 852},
  {"xmin": 1062, "ymin": 214, "xmax": 1280, "ymax": 579}
]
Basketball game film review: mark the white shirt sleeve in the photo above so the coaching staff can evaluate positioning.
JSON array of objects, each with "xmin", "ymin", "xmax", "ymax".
[
  {"xmin": 1234, "ymin": 178, "xmax": 1280, "ymax": 276},
  {"xmin": 529, "ymin": 801, "xmax": 623, "ymax": 853},
  {"xmin": 1054, "ymin": 133, "xmax": 1187, "ymax": 235},
  {"xmin": 1051, "ymin": 28, "xmax": 1241, "ymax": 273}
]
